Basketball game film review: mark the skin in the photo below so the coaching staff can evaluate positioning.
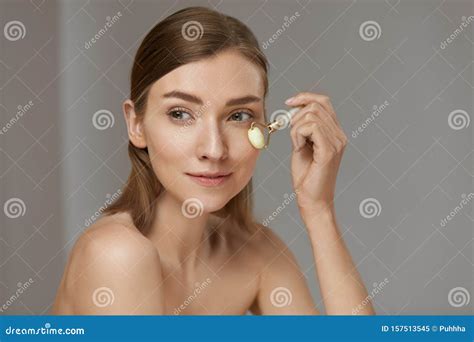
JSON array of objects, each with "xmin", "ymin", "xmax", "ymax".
[{"xmin": 52, "ymin": 49, "xmax": 374, "ymax": 315}]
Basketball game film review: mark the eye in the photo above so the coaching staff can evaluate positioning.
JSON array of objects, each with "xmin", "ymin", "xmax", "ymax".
[
  {"xmin": 167, "ymin": 108, "xmax": 193, "ymax": 122},
  {"xmin": 229, "ymin": 111, "xmax": 254, "ymax": 122}
]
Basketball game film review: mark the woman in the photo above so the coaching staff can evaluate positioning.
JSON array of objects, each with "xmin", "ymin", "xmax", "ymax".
[{"xmin": 52, "ymin": 6, "xmax": 374, "ymax": 315}]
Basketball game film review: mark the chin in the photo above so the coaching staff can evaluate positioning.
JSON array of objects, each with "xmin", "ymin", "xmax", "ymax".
[
  {"xmin": 198, "ymin": 194, "xmax": 229, "ymax": 212},
  {"xmin": 178, "ymin": 191, "xmax": 230, "ymax": 217}
]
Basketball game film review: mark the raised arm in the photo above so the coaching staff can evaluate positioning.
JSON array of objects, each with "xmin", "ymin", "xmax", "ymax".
[
  {"xmin": 286, "ymin": 92, "xmax": 374, "ymax": 315},
  {"xmin": 302, "ymin": 207, "xmax": 375, "ymax": 314}
]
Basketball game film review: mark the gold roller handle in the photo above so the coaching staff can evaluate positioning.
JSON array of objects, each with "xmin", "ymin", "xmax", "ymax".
[{"xmin": 247, "ymin": 107, "xmax": 301, "ymax": 149}]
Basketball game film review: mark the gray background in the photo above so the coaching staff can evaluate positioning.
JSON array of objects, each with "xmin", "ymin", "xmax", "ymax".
[{"xmin": 0, "ymin": 0, "xmax": 472, "ymax": 315}]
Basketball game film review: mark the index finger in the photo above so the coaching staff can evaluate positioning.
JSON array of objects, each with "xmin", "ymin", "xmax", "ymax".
[{"xmin": 285, "ymin": 92, "xmax": 336, "ymax": 117}]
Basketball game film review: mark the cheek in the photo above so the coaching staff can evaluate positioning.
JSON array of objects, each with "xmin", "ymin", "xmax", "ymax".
[
  {"xmin": 144, "ymin": 116, "xmax": 193, "ymax": 157},
  {"xmin": 144, "ymin": 125, "xmax": 186, "ymax": 181},
  {"xmin": 232, "ymin": 144, "xmax": 259, "ymax": 179}
]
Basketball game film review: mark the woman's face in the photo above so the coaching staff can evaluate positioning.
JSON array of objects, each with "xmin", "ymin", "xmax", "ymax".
[{"xmin": 127, "ymin": 49, "xmax": 266, "ymax": 213}]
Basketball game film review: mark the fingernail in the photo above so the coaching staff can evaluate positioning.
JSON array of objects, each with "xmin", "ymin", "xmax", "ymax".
[{"xmin": 285, "ymin": 97, "xmax": 295, "ymax": 104}]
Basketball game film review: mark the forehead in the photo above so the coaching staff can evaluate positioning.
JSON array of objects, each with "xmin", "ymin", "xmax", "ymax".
[{"xmin": 148, "ymin": 50, "xmax": 265, "ymax": 105}]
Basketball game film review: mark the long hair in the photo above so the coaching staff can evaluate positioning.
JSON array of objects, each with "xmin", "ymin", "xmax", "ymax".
[{"xmin": 103, "ymin": 6, "xmax": 269, "ymax": 236}]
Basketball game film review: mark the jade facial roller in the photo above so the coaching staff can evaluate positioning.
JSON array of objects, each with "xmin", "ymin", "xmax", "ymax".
[{"xmin": 247, "ymin": 107, "xmax": 301, "ymax": 149}]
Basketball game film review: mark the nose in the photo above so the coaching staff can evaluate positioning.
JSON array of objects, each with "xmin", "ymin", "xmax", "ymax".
[{"xmin": 196, "ymin": 118, "xmax": 228, "ymax": 161}]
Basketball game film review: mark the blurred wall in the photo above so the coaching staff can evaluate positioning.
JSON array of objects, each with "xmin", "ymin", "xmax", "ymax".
[{"xmin": 0, "ymin": 0, "xmax": 472, "ymax": 315}]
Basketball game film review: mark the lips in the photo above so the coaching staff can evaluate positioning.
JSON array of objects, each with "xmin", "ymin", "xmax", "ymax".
[
  {"xmin": 186, "ymin": 172, "xmax": 232, "ymax": 187},
  {"xmin": 186, "ymin": 172, "xmax": 232, "ymax": 178}
]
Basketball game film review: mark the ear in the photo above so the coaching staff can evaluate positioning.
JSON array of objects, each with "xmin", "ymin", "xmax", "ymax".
[{"xmin": 123, "ymin": 99, "xmax": 147, "ymax": 149}]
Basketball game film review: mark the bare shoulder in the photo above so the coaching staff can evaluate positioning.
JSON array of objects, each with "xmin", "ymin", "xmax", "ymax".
[
  {"xmin": 75, "ymin": 212, "xmax": 158, "ymax": 263},
  {"xmin": 58, "ymin": 212, "xmax": 164, "ymax": 314}
]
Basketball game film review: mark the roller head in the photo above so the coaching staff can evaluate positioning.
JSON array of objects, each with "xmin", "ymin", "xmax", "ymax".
[{"xmin": 248, "ymin": 125, "xmax": 266, "ymax": 149}]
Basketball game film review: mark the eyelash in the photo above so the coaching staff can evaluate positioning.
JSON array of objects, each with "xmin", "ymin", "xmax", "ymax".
[{"xmin": 166, "ymin": 107, "xmax": 255, "ymax": 123}]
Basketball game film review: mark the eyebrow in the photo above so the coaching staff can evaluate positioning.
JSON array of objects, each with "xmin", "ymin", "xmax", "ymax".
[{"xmin": 162, "ymin": 90, "xmax": 261, "ymax": 107}]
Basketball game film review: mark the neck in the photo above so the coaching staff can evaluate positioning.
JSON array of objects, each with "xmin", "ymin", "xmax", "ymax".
[{"xmin": 145, "ymin": 191, "xmax": 217, "ymax": 271}]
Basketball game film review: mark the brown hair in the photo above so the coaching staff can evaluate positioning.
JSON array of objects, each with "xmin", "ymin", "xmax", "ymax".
[{"xmin": 103, "ymin": 6, "xmax": 269, "ymax": 236}]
